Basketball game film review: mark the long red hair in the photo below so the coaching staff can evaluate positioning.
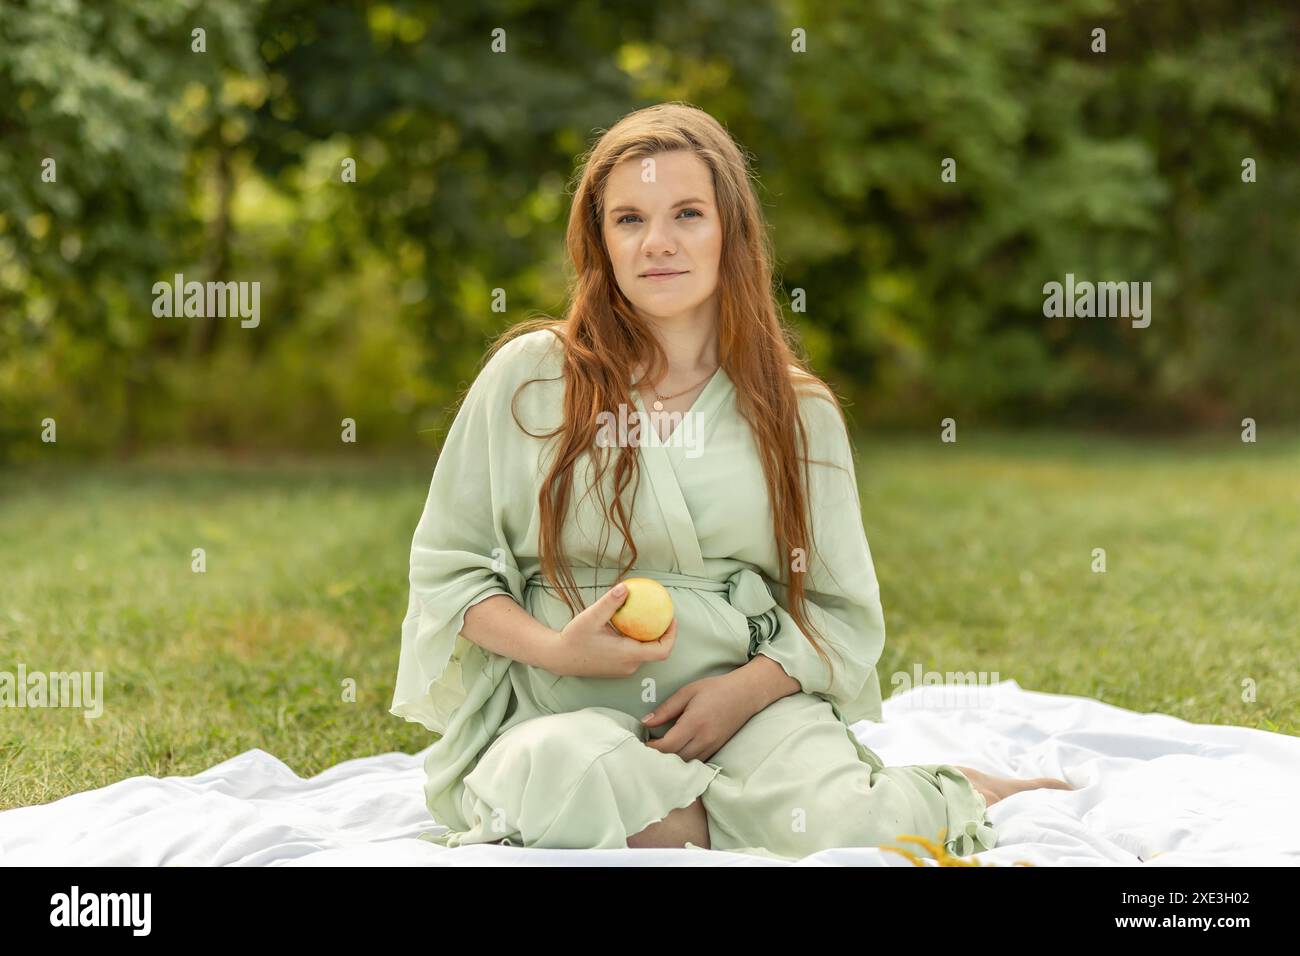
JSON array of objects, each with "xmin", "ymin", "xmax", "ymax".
[{"xmin": 479, "ymin": 102, "xmax": 850, "ymax": 680}]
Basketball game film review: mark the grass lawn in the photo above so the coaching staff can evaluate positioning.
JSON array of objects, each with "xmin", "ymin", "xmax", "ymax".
[{"xmin": 2, "ymin": 429, "xmax": 1297, "ymax": 809}]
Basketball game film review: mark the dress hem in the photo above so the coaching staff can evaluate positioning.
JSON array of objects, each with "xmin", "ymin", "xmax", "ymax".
[{"xmin": 620, "ymin": 760, "xmax": 724, "ymax": 849}]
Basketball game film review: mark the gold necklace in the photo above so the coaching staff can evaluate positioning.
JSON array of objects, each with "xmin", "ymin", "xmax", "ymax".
[{"xmin": 647, "ymin": 366, "xmax": 718, "ymax": 412}]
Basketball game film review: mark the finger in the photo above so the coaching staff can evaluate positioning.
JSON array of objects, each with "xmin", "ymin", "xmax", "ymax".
[
  {"xmin": 647, "ymin": 723, "xmax": 693, "ymax": 756},
  {"xmin": 639, "ymin": 697, "xmax": 681, "ymax": 723},
  {"xmin": 644, "ymin": 686, "xmax": 696, "ymax": 733},
  {"xmin": 644, "ymin": 686, "xmax": 696, "ymax": 723},
  {"xmin": 577, "ymin": 583, "xmax": 628, "ymax": 627},
  {"xmin": 592, "ymin": 582, "xmax": 629, "ymax": 623},
  {"xmin": 639, "ymin": 619, "xmax": 676, "ymax": 659},
  {"xmin": 678, "ymin": 739, "xmax": 708, "ymax": 763}
]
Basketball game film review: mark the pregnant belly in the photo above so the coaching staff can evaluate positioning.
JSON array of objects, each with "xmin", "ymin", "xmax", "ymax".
[{"xmin": 521, "ymin": 583, "xmax": 752, "ymax": 727}]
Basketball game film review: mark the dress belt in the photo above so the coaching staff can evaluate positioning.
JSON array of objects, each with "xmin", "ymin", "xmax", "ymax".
[
  {"xmin": 527, "ymin": 566, "xmax": 727, "ymax": 592},
  {"xmin": 524, "ymin": 565, "xmax": 782, "ymax": 650}
]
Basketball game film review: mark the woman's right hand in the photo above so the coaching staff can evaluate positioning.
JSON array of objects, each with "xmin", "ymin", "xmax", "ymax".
[{"xmin": 547, "ymin": 583, "xmax": 678, "ymax": 678}]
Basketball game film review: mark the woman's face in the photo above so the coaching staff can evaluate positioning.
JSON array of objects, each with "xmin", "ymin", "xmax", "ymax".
[{"xmin": 600, "ymin": 150, "xmax": 722, "ymax": 325}]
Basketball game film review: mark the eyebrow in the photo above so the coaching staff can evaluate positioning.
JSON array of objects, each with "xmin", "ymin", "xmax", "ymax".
[{"xmin": 607, "ymin": 198, "xmax": 710, "ymax": 215}]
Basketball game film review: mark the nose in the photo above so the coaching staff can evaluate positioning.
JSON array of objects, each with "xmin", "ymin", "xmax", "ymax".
[{"xmin": 641, "ymin": 215, "xmax": 676, "ymax": 259}]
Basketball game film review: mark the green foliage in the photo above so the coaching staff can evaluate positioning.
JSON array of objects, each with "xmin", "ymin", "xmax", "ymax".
[{"xmin": 1, "ymin": 0, "xmax": 1296, "ymax": 460}]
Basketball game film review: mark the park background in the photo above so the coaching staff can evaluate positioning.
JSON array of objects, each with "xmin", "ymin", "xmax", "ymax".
[{"xmin": 1, "ymin": 0, "xmax": 1297, "ymax": 807}]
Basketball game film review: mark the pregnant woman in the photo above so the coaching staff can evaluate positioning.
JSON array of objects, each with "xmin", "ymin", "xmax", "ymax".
[{"xmin": 390, "ymin": 102, "xmax": 1071, "ymax": 861}]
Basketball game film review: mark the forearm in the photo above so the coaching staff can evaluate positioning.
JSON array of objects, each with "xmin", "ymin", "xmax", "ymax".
[
  {"xmin": 731, "ymin": 652, "xmax": 801, "ymax": 714},
  {"xmin": 461, "ymin": 593, "xmax": 560, "ymax": 671}
]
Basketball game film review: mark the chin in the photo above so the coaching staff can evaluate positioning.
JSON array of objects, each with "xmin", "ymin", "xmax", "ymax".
[{"xmin": 638, "ymin": 299, "xmax": 695, "ymax": 320}]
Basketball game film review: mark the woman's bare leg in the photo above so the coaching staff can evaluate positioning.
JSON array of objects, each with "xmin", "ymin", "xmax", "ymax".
[
  {"xmin": 626, "ymin": 795, "xmax": 711, "ymax": 849},
  {"xmin": 952, "ymin": 765, "xmax": 1074, "ymax": 806}
]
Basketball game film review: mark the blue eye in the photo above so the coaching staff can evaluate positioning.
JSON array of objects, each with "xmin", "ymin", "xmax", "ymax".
[{"xmin": 616, "ymin": 209, "xmax": 703, "ymax": 225}]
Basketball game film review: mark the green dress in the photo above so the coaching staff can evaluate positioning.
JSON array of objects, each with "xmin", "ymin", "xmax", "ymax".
[{"xmin": 390, "ymin": 328, "xmax": 995, "ymax": 861}]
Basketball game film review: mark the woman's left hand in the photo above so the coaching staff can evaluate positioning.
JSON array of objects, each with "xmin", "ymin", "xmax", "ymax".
[{"xmin": 641, "ymin": 672, "xmax": 761, "ymax": 763}]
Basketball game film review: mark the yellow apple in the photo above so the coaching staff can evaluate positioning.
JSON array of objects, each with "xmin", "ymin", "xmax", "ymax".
[{"xmin": 609, "ymin": 577, "xmax": 674, "ymax": 642}]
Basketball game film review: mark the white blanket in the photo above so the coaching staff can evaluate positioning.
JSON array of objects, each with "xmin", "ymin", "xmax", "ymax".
[{"xmin": 3, "ymin": 680, "xmax": 1296, "ymax": 866}]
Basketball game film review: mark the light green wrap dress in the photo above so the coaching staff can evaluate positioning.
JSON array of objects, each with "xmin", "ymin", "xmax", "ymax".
[{"xmin": 390, "ymin": 328, "xmax": 995, "ymax": 861}]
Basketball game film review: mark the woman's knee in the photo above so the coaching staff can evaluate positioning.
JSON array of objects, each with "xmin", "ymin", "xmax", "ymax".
[
  {"xmin": 493, "ymin": 709, "xmax": 636, "ymax": 763},
  {"xmin": 627, "ymin": 796, "xmax": 711, "ymax": 849}
]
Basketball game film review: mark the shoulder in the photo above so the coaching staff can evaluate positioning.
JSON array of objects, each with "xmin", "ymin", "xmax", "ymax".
[
  {"xmin": 454, "ymin": 326, "xmax": 566, "ymax": 433},
  {"xmin": 787, "ymin": 367, "xmax": 853, "ymax": 463},
  {"xmin": 475, "ymin": 326, "xmax": 566, "ymax": 395},
  {"xmin": 500, "ymin": 326, "xmax": 567, "ymax": 364},
  {"xmin": 788, "ymin": 367, "xmax": 844, "ymax": 428}
]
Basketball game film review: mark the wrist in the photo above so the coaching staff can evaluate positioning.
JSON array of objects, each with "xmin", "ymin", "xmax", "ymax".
[
  {"xmin": 535, "ymin": 626, "xmax": 567, "ymax": 674},
  {"xmin": 736, "ymin": 652, "xmax": 799, "ymax": 712}
]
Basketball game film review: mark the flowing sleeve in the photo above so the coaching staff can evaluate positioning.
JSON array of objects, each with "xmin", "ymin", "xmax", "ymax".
[
  {"xmin": 388, "ymin": 337, "xmax": 531, "ymax": 737},
  {"xmin": 750, "ymin": 386, "xmax": 887, "ymax": 725}
]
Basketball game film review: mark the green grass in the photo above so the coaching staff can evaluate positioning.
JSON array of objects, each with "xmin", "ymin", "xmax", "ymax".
[{"xmin": 2, "ymin": 431, "xmax": 1298, "ymax": 810}]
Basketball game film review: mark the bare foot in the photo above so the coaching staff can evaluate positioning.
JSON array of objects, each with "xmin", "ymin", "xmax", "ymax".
[{"xmin": 951, "ymin": 765, "xmax": 1074, "ymax": 807}]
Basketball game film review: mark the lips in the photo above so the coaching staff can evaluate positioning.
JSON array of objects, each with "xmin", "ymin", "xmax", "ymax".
[{"xmin": 640, "ymin": 270, "xmax": 688, "ymax": 280}]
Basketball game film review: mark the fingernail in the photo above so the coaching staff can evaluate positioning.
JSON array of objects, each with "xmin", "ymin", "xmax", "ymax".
[
  {"xmin": 613, "ymin": 584, "xmax": 627, "ymax": 597},
  {"xmin": 641, "ymin": 712, "xmax": 653, "ymax": 722}
]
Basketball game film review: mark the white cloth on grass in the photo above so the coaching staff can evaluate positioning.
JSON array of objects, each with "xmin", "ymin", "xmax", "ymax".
[{"xmin": 2, "ymin": 680, "xmax": 1295, "ymax": 866}]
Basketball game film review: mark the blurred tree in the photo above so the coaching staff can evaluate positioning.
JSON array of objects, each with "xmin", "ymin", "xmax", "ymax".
[
  {"xmin": 0, "ymin": 0, "xmax": 262, "ymax": 454},
  {"xmin": 1, "ymin": 0, "xmax": 1296, "ymax": 460}
]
